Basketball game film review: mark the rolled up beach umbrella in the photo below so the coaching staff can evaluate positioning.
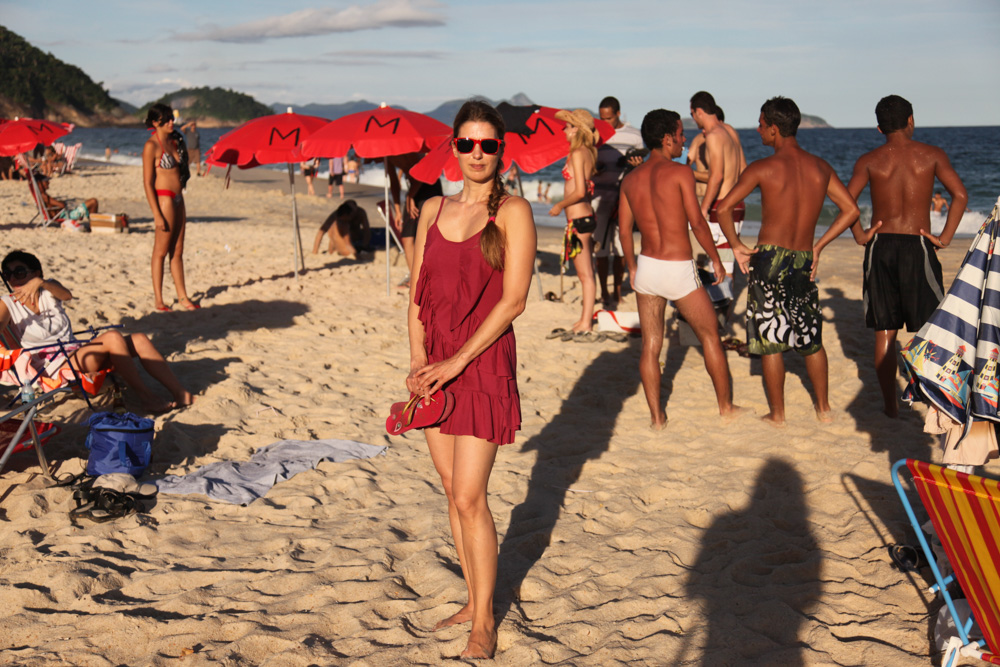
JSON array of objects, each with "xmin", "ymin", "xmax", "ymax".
[
  {"xmin": 205, "ymin": 110, "xmax": 330, "ymax": 280},
  {"xmin": 300, "ymin": 105, "xmax": 451, "ymax": 295},
  {"xmin": 409, "ymin": 104, "xmax": 616, "ymax": 184},
  {"xmin": 901, "ymin": 199, "xmax": 1000, "ymax": 436}
]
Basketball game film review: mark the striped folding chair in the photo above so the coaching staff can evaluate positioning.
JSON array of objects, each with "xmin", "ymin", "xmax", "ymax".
[{"xmin": 892, "ymin": 459, "xmax": 1000, "ymax": 666}]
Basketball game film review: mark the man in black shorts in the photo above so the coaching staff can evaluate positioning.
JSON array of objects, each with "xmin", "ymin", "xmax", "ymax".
[
  {"xmin": 387, "ymin": 153, "xmax": 443, "ymax": 287},
  {"xmin": 847, "ymin": 94, "xmax": 968, "ymax": 417}
]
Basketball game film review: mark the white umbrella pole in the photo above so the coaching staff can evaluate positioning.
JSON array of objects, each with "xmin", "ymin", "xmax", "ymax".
[
  {"xmin": 288, "ymin": 164, "xmax": 303, "ymax": 281},
  {"xmin": 385, "ymin": 160, "xmax": 391, "ymax": 296},
  {"xmin": 24, "ymin": 155, "xmax": 50, "ymax": 225}
]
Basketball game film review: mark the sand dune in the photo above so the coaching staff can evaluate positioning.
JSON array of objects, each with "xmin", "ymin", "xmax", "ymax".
[{"xmin": 0, "ymin": 163, "xmax": 973, "ymax": 664}]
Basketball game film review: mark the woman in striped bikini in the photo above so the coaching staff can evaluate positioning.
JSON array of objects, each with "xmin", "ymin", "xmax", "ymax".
[{"xmin": 143, "ymin": 103, "xmax": 198, "ymax": 312}]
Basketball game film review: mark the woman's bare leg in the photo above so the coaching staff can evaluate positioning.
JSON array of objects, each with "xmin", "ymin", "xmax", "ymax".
[
  {"xmin": 73, "ymin": 332, "xmax": 172, "ymax": 412},
  {"xmin": 125, "ymin": 333, "xmax": 194, "ymax": 406},
  {"xmin": 150, "ymin": 195, "xmax": 176, "ymax": 309},
  {"xmin": 572, "ymin": 233, "xmax": 596, "ymax": 332},
  {"xmin": 451, "ymin": 435, "xmax": 499, "ymax": 659},
  {"xmin": 168, "ymin": 200, "xmax": 193, "ymax": 307},
  {"xmin": 425, "ymin": 429, "xmax": 475, "ymax": 630}
]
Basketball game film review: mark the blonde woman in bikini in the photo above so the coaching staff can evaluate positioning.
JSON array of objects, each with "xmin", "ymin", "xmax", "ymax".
[
  {"xmin": 550, "ymin": 109, "xmax": 599, "ymax": 335},
  {"xmin": 143, "ymin": 103, "xmax": 198, "ymax": 312}
]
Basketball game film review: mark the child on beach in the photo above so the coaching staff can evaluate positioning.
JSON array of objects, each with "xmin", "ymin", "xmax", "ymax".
[{"xmin": 0, "ymin": 251, "xmax": 194, "ymax": 414}]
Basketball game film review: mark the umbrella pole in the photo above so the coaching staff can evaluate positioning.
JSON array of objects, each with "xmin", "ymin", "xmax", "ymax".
[
  {"xmin": 385, "ymin": 161, "xmax": 391, "ymax": 297},
  {"xmin": 288, "ymin": 164, "xmax": 304, "ymax": 281},
  {"xmin": 24, "ymin": 155, "xmax": 50, "ymax": 225}
]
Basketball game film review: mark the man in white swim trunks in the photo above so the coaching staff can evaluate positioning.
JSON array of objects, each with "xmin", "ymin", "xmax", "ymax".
[{"xmin": 619, "ymin": 109, "xmax": 742, "ymax": 429}]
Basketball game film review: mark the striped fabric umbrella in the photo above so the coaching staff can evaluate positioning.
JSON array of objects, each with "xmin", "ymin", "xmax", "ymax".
[{"xmin": 901, "ymin": 198, "xmax": 1000, "ymax": 425}]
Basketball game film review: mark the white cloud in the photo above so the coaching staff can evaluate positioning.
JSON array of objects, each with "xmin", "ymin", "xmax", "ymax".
[{"xmin": 176, "ymin": 0, "xmax": 445, "ymax": 43}]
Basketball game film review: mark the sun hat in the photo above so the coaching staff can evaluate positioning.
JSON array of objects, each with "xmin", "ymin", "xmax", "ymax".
[{"xmin": 555, "ymin": 109, "xmax": 600, "ymax": 141}]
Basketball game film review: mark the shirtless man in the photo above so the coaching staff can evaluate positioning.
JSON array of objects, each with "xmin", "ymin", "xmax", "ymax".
[
  {"xmin": 690, "ymin": 92, "xmax": 747, "ymax": 297},
  {"xmin": 717, "ymin": 97, "xmax": 860, "ymax": 425},
  {"xmin": 931, "ymin": 190, "xmax": 950, "ymax": 214},
  {"xmin": 619, "ymin": 109, "xmax": 742, "ymax": 429},
  {"xmin": 847, "ymin": 94, "xmax": 968, "ymax": 417}
]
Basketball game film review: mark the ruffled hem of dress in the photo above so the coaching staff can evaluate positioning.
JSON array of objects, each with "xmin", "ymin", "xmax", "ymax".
[{"xmin": 438, "ymin": 388, "xmax": 521, "ymax": 446}]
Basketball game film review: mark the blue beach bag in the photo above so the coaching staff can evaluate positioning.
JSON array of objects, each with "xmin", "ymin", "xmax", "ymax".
[{"xmin": 85, "ymin": 412, "xmax": 154, "ymax": 477}]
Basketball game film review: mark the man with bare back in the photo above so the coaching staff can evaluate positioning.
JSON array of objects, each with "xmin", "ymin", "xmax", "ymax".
[
  {"xmin": 619, "ymin": 109, "xmax": 742, "ymax": 429},
  {"xmin": 690, "ymin": 93, "xmax": 747, "ymax": 299},
  {"xmin": 716, "ymin": 97, "xmax": 860, "ymax": 425},
  {"xmin": 847, "ymin": 94, "xmax": 968, "ymax": 417}
]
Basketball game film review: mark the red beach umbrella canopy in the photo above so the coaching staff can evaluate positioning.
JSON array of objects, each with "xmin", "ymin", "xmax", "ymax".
[
  {"xmin": 410, "ymin": 105, "xmax": 615, "ymax": 184},
  {"xmin": 205, "ymin": 111, "xmax": 330, "ymax": 168},
  {"xmin": 0, "ymin": 119, "xmax": 73, "ymax": 156},
  {"xmin": 299, "ymin": 105, "xmax": 451, "ymax": 159}
]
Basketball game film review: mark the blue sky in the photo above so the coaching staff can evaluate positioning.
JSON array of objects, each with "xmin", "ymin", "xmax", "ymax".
[{"xmin": 4, "ymin": 0, "xmax": 998, "ymax": 128}]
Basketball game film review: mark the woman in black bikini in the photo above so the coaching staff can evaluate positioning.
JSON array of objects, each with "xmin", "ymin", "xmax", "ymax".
[
  {"xmin": 549, "ymin": 109, "xmax": 599, "ymax": 335},
  {"xmin": 143, "ymin": 103, "xmax": 197, "ymax": 311}
]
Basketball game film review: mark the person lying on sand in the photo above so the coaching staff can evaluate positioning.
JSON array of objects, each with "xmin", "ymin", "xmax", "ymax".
[{"xmin": 0, "ymin": 250, "xmax": 194, "ymax": 414}]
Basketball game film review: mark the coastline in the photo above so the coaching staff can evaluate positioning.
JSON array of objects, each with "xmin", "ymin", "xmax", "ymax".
[{"xmin": 0, "ymin": 161, "xmax": 973, "ymax": 664}]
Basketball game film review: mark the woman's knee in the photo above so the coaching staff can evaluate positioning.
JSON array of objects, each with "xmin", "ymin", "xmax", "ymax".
[{"xmin": 452, "ymin": 486, "xmax": 487, "ymax": 516}]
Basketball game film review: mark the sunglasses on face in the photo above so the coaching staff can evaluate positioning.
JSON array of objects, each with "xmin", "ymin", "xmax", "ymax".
[
  {"xmin": 3, "ymin": 266, "xmax": 30, "ymax": 281},
  {"xmin": 453, "ymin": 137, "xmax": 503, "ymax": 155}
]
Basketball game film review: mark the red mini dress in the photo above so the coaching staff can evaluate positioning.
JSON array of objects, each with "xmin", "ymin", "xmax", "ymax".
[{"xmin": 413, "ymin": 199, "xmax": 520, "ymax": 445}]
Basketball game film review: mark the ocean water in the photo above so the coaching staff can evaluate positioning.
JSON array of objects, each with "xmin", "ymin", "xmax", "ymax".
[{"xmin": 62, "ymin": 125, "xmax": 999, "ymax": 235}]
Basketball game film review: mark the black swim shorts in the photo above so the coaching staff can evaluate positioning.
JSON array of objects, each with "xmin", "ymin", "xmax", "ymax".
[
  {"xmin": 329, "ymin": 173, "xmax": 343, "ymax": 186},
  {"xmin": 571, "ymin": 215, "xmax": 597, "ymax": 235},
  {"xmin": 863, "ymin": 233, "xmax": 944, "ymax": 331},
  {"xmin": 303, "ymin": 167, "xmax": 317, "ymax": 178}
]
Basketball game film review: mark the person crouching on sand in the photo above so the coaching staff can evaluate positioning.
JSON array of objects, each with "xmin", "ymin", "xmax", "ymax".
[
  {"xmin": 0, "ymin": 250, "xmax": 194, "ymax": 414},
  {"xmin": 405, "ymin": 100, "xmax": 536, "ymax": 659}
]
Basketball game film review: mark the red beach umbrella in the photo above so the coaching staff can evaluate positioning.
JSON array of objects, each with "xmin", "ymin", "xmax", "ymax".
[
  {"xmin": 299, "ymin": 105, "xmax": 451, "ymax": 295},
  {"xmin": 0, "ymin": 119, "xmax": 73, "ymax": 156},
  {"xmin": 298, "ymin": 105, "xmax": 450, "ymax": 159},
  {"xmin": 204, "ymin": 110, "xmax": 330, "ymax": 279},
  {"xmin": 410, "ymin": 105, "xmax": 615, "ymax": 184},
  {"xmin": 205, "ymin": 111, "xmax": 330, "ymax": 169},
  {"xmin": 0, "ymin": 119, "xmax": 75, "ymax": 227}
]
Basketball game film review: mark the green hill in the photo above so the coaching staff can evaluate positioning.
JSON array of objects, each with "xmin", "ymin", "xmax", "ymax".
[
  {"xmin": 140, "ymin": 87, "xmax": 273, "ymax": 127},
  {"xmin": 0, "ymin": 25, "xmax": 129, "ymax": 125}
]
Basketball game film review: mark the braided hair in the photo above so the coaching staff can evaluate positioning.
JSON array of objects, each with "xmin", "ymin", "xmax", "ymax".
[{"xmin": 453, "ymin": 100, "xmax": 507, "ymax": 271}]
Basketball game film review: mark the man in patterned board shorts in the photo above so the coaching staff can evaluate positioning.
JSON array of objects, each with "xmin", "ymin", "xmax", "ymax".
[
  {"xmin": 715, "ymin": 97, "xmax": 860, "ymax": 425},
  {"xmin": 846, "ymin": 95, "xmax": 968, "ymax": 417}
]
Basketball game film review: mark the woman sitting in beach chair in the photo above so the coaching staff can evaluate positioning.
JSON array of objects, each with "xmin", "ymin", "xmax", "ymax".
[{"xmin": 0, "ymin": 251, "xmax": 194, "ymax": 414}]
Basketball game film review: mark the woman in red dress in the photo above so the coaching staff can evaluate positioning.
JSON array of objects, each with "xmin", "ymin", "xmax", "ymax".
[{"xmin": 406, "ymin": 100, "xmax": 536, "ymax": 659}]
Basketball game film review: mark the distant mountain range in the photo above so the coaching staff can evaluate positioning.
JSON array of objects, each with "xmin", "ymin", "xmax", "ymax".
[
  {"xmin": 0, "ymin": 25, "xmax": 832, "ymax": 130},
  {"xmin": 268, "ymin": 92, "xmax": 537, "ymax": 124}
]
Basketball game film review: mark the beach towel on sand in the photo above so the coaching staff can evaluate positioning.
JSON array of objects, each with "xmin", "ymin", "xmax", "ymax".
[{"xmin": 154, "ymin": 439, "xmax": 387, "ymax": 505}]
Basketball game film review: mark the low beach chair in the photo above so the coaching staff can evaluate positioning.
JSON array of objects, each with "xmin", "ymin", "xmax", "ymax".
[
  {"xmin": 60, "ymin": 143, "xmax": 81, "ymax": 174},
  {"xmin": 0, "ymin": 325, "xmax": 116, "ymax": 479},
  {"xmin": 891, "ymin": 459, "xmax": 1000, "ymax": 666}
]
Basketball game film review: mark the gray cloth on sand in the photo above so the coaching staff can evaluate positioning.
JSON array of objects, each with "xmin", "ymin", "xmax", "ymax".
[{"xmin": 154, "ymin": 439, "xmax": 387, "ymax": 505}]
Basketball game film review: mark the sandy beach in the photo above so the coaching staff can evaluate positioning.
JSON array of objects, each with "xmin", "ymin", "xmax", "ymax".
[{"xmin": 0, "ymin": 162, "xmax": 973, "ymax": 665}]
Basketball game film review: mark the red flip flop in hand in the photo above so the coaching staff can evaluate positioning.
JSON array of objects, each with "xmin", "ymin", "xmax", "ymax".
[{"xmin": 386, "ymin": 390, "xmax": 455, "ymax": 435}]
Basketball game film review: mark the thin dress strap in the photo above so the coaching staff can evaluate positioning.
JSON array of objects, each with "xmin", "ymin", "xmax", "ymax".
[
  {"xmin": 432, "ymin": 196, "xmax": 446, "ymax": 225},
  {"xmin": 488, "ymin": 196, "xmax": 510, "ymax": 223}
]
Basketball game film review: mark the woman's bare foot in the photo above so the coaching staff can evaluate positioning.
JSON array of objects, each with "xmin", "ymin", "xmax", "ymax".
[
  {"xmin": 720, "ymin": 405, "xmax": 752, "ymax": 422},
  {"xmin": 761, "ymin": 413, "xmax": 786, "ymax": 427},
  {"xmin": 650, "ymin": 411, "xmax": 667, "ymax": 431},
  {"xmin": 142, "ymin": 398, "xmax": 176, "ymax": 414},
  {"xmin": 460, "ymin": 626, "xmax": 497, "ymax": 659},
  {"xmin": 815, "ymin": 407, "xmax": 834, "ymax": 423},
  {"xmin": 433, "ymin": 605, "xmax": 472, "ymax": 631},
  {"xmin": 174, "ymin": 390, "xmax": 196, "ymax": 408}
]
